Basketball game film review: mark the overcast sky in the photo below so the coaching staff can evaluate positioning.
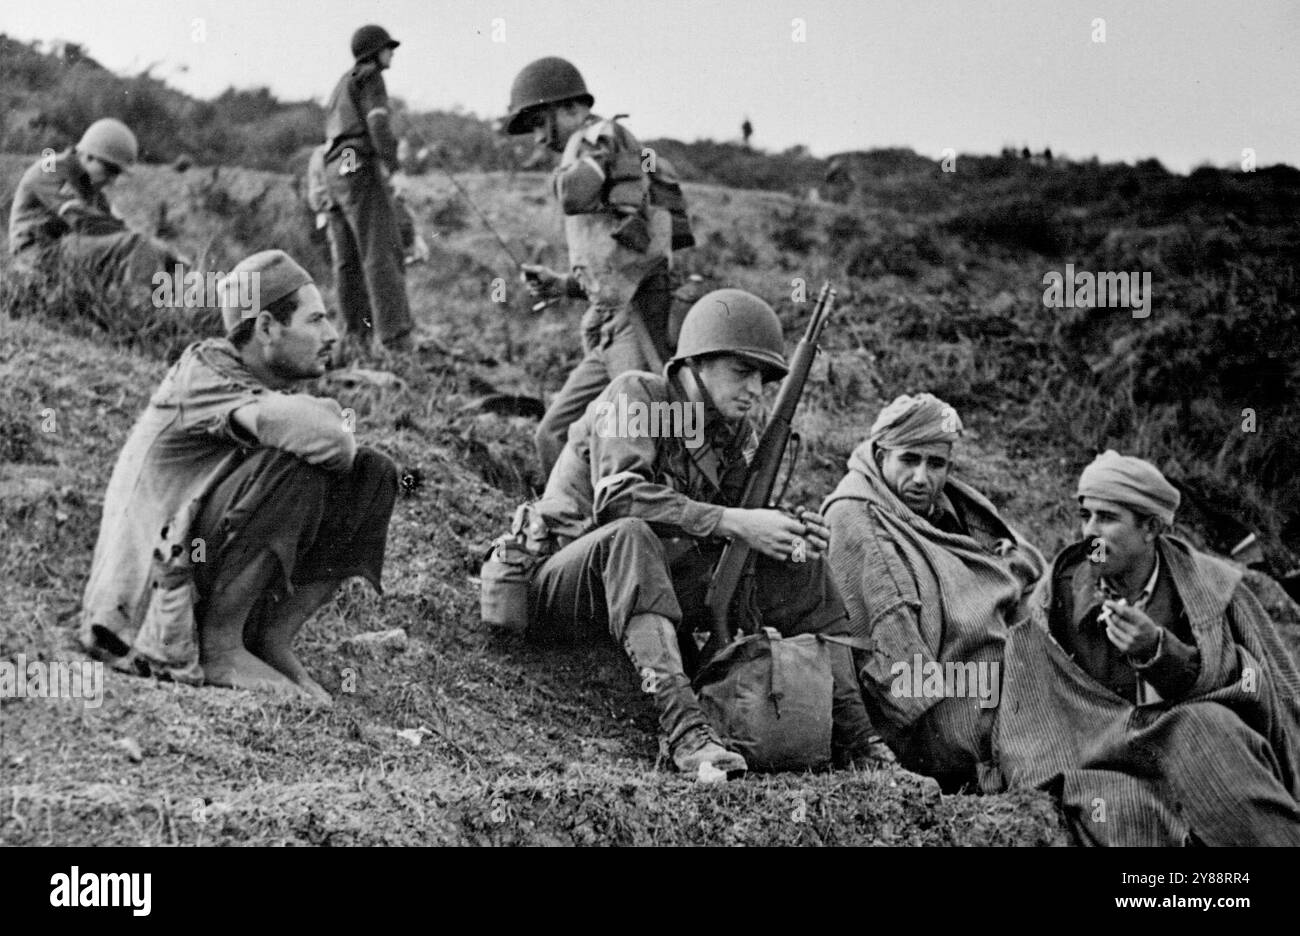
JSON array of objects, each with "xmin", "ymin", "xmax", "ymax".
[{"xmin": 4, "ymin": 0, "xmax": 1297, "ymax": 172}]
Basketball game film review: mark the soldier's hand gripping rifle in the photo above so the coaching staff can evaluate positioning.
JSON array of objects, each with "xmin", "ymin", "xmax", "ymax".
[{"xmin": 703, "ymin": 282, "xmax": 837, "ymax": 656}]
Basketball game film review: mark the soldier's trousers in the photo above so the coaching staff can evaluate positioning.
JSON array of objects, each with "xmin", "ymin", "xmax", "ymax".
[
  {"xmin": 15, "ymin": 230, "xmax": 177, "ymax": 289},
  {"xmin": 534, "ymin": 268, "xmax": 673, "ymax": 476},
  {"xmin": 528, "ymin": 517, "xmax": 876, "ymax": 755},
  {"xmin": 192, "ymin": 446, "xmax": 398, "ymax": 615},
  {"xmin": 324, "ymin": 163, "xmax": 413, "ymax": 348}
]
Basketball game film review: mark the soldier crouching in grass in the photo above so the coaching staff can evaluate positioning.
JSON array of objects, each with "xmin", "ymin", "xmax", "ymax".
[
  {"xmin": 79, "ymin": 250, "xmax": 398, "ymax": 703},
  {"xmin": 523, "ymin": 289, "xmax": 878, "ymax": 777},
  {"xmin": 8, "ymin": 118, "xmax": 185, "ymax": 289}
]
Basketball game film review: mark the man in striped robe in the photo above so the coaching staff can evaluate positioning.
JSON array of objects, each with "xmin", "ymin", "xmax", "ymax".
[
  {"xmin": 823, "ymin": 394, "xmax": 1045, "ymax": 790},
  {"xmin": 995, "ymin": 451, "xmax": 1300, "ymax": 845}
]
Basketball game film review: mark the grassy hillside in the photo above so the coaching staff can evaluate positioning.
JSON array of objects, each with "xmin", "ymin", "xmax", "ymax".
[
  {"xmin": 2, "ymin": 127, "xmax": 1297, "ymax": 843},
  {"xmin": 0, "ymin": 157, "xmax": 1079, "ymax": 845}
]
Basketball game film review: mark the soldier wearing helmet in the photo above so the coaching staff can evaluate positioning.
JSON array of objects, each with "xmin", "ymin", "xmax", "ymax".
[
  {"xmin": 321, "ymin": 24, "xmax": 414, "ymax": 356},
  {"xmin": 519, "ymin": 289, "xmax": 878, "ymax": 778},
  {"xmin": 8, "ymin": 117, "xmax": 182, "ymax": 286},
  {"xmin": 504, "ymin": 57, "xmax": 685, "ymax": 475}
]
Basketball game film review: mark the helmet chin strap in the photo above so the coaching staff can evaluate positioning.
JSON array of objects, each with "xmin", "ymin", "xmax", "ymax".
[
  {"xmin": 672, "ymin": 360, "xmax": 747, "ymax": 450},
  {"xmin": 672, "ymin": 360, "xmax": 712, "ymax": 410},
  {"xmin": 545, "ymin": 110, "xmax": 564, "ymax": 152}
]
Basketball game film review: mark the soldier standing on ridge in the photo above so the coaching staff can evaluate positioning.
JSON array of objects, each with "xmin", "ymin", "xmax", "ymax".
[
  {"xmin": 503, "ymin": 57, "xmax": 679, "ymax": 476},
  {"xmin": 322, "ymin": 24, "xmax": 414, "ymax": 357}
]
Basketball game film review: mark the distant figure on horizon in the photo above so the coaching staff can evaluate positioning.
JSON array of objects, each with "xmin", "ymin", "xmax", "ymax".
[
  {"xmin": 823, "ymin": 157, "xmax": 855, "ymax": 202},
  {"xmin": 742, "ymin": 116, "xmax": 753, "ymax": 148}
]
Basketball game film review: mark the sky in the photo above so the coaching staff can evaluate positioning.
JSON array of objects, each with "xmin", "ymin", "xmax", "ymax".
[{"xmin": 3, "ymin": 0, "xmax": 1297, "ymax": 172}]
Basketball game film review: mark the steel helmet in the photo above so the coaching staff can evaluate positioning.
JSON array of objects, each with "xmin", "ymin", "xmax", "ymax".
[
  {"xmin": 503, "ymin": 57, "xmax": 594, "ymax": 135},
  {"xmin": 670, "ymin": 288, "xmax": 788, "ymax": 380},
  {"xmin": 76, "ymin": 118, "xmax": 138, "ymax": 172},
  {"xmin": 352, "ymin": 24, "xmax": 399, "ymax": 61}
]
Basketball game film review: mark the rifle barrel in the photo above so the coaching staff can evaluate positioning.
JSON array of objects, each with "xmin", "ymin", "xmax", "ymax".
[{"xmin": 703, "ymin": 282, "xmax": 836, "ymax": 649}]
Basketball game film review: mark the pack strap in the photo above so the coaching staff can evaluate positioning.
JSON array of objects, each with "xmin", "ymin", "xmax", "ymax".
[{"xmin": 819, "ymin": 634, "xmax": 875, "ymax": 653}]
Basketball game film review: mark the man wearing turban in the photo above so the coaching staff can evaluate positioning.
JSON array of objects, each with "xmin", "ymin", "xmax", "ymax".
[
  {"xmin": 995, "ymin": 451, "xmax": 1300, "ymax": 844},
  {"xmin": 80, "ymin": 250, "xmax": 399, "ymax": 702},
  {"xmin": 822, "ymin": 393, "xmax": 1045, "ymax": 790}
]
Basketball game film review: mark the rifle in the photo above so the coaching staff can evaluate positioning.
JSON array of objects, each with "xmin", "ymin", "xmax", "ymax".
[
  {"xmin": 703, "ymin": 282, "xmax": 837, "ymax": 653},
  {"xmin": 401, "ymin": 124, "xmax": 557, "ymax": 313}
]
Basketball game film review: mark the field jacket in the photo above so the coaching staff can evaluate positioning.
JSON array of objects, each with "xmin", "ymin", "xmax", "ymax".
[
  {"xmin": 554, "ymin": 115, "xmax": 672, "ymax": 310},
  {"xmin": 323, "ymin": 61, "xmax": 398, "ymax": 171},
  {"xmin": 535, "ymin": 370, "xmax": 755, "ymax": 546},
  {"xmin": 80, "ymin": 339, "xmax": 356, "ymax": 671},
  {"xmin": 8, "ymin": 149, "xmax": 126, "ymax": 255}
]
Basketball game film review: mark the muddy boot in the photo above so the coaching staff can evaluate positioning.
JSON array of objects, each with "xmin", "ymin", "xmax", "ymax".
[
  {"xmin": 623, "ymin": 613, "xmax": 747, "ymax": 777},
  {"xmin": 667, "ymin": 721, "xmax": 747, "ymax": 776}
]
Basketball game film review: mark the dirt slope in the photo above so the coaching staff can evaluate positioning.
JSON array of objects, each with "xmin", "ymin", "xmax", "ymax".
[{"xmin": 2, "ymin": 155, "xmax": 1172, "ymax": 845}]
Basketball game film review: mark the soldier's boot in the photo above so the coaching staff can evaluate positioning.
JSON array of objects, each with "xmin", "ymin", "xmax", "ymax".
[
  {"xmin": 623, "ymin": 613, "xmax": 747, "ymax": 777},
  {"xmin": 829, "ymin": 642, "xmax": 894, "ymax": 768}
]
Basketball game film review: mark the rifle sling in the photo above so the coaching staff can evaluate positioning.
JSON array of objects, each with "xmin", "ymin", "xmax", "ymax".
[{"xmin": 819, "ymin": 634, "xmax": 876, "ymax": 653}]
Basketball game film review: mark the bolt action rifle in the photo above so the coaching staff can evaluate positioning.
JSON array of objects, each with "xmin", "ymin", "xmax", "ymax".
[{"xmin": 702, "ymin": 282, "xmax": 837, "ymax": 658}]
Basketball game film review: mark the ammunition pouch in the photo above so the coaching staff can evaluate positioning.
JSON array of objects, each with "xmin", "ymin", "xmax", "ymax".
[
  {"xmin": 610, "ymin": 213, "xmax": 651, "ymax": 253},
  {"xmin": 650, "ymin": 172, "xmax": 695, "ymax": 251},
  {"xmin": 558, "ymin": 156, "xmax": 607, "ymax": 215},
  {"xmin": 605, "ymin": 151, "xmax": 648, "ymax": 211},
  {"xmin": 605, "ymin": 150, "xmax": 649, "ymax": 250}
]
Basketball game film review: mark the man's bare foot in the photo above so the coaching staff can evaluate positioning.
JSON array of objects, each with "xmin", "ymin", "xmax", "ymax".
[
  {"xmin": 248, "ymin": 636, "xmax": 311, "ymax": 684},
  {"xmin": 246, "ymin": 638, "xmax": 333, "ymax": 706},
  {"xmin": 294, "ymin": 674, "xmax": 334, "ymax": 706},
  {"xmin": 202, "ymin": 648, "xmax": 302, "ymax": 696}
]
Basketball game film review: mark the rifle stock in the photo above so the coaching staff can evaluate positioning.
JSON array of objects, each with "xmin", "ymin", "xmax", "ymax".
[{"xmin": 703, "ymin": 283, "xmax": 837, "ymax": 651}]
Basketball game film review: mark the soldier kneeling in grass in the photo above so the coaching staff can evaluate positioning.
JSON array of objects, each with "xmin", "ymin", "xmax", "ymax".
[
  {"xmin": 8, "ymin": 118, "xmax": 185, "ymax": 289},
  {"xmin": 520, "ymin": 289, "xmax": 879, "ymax": 776},
  {"xmin": 79, "ymin": 250, "xmax": 398, "ymax": 702}
]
